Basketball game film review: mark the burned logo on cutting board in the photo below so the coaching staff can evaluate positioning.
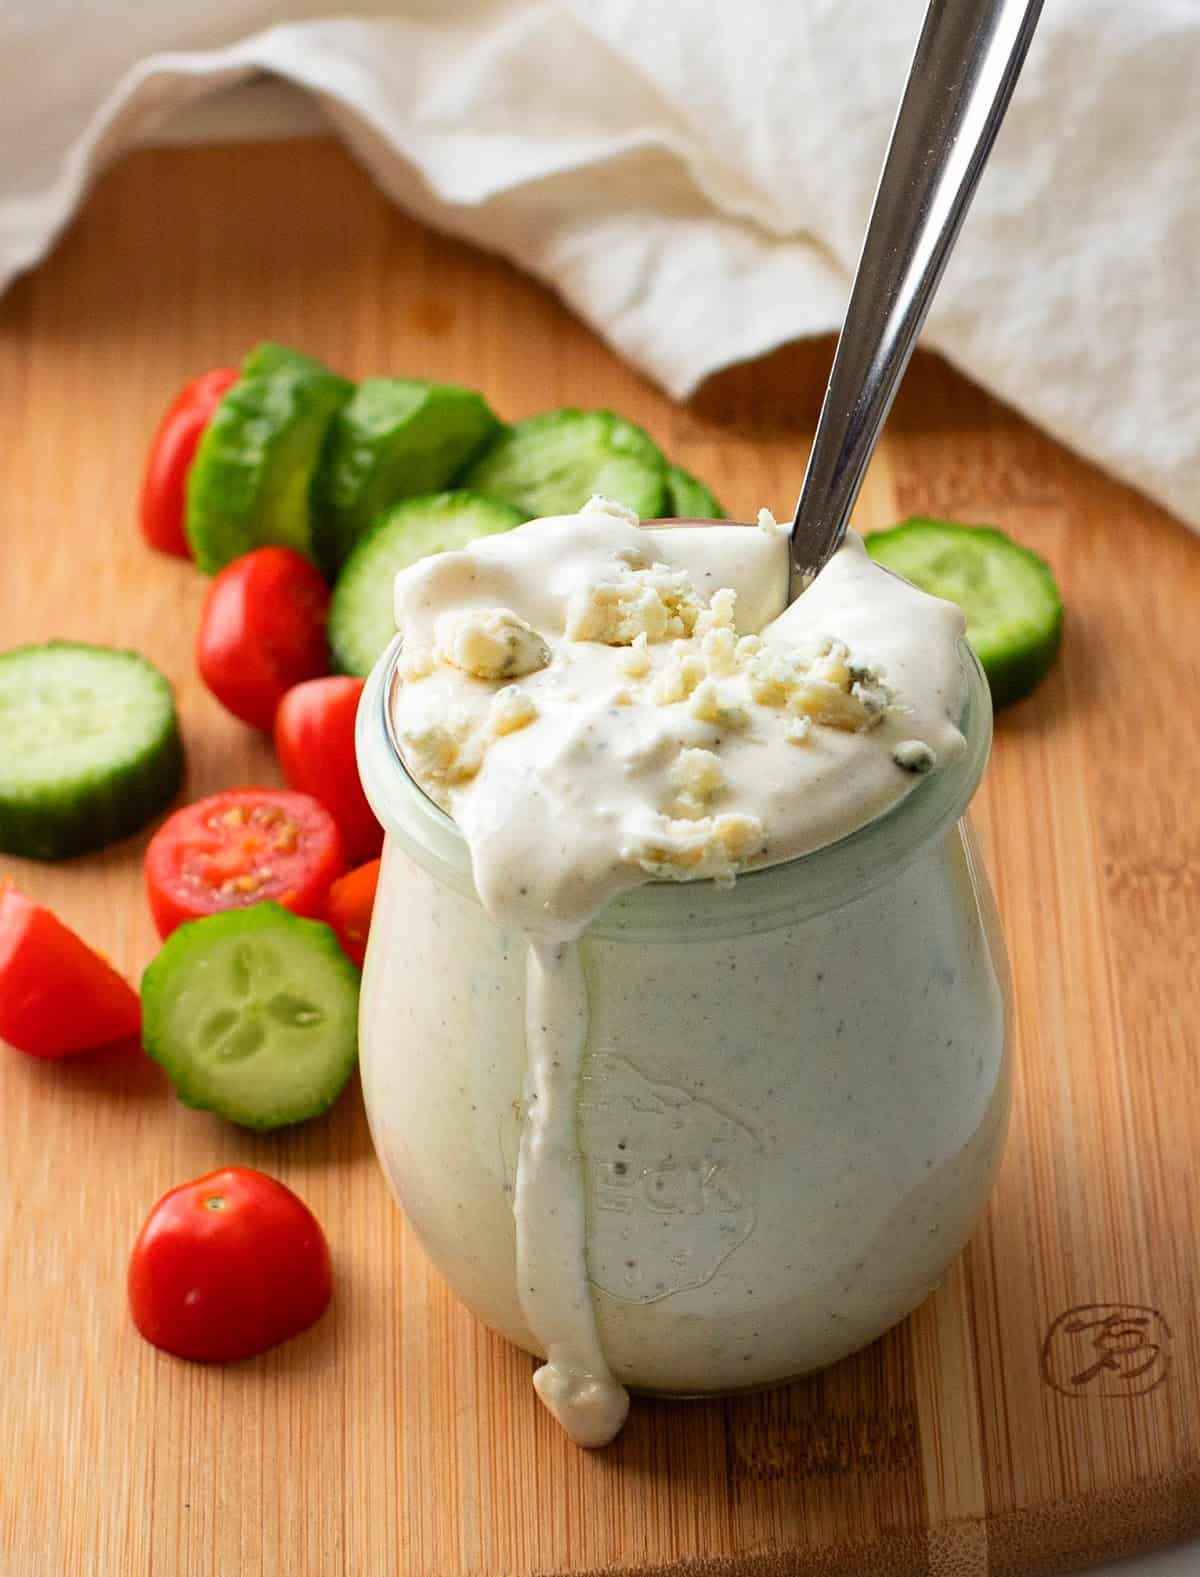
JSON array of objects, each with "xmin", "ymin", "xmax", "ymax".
[{"xmin": 1041, "ymin": 1303, "xmax": 1172, "ymax": 1399}]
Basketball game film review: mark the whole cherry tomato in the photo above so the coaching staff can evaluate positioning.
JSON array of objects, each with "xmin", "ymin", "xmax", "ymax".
[
  {"xmin": 0, "ymin": 881, "xmax": 141, "ymax": 1058},
  {"xmin": 128, "ymin": 1167, "xmax": 332, "ymax": 1361},
  {"xmin": 325, "ymin": 859, "xmax": 381, "ymax": 969},
  {"xmin": 140, "ymin": 368, "xmax": 239, "ymax": 557},
  {"xmin": 144, "ymin": 788, "xmax": 344, "ymax": 939},
  {"xmin": 274, "ymin": 678, "xmax": 382, "ymax": 863},
  {"xmin": 196, "ymin": 546, "xmax": 331, "ymax": 730}
]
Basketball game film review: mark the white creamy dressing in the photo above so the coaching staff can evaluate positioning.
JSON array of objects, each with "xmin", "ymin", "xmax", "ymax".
[{"xmin": 388, "ymin": 499, "xmax": 967, "ymax": 1445}]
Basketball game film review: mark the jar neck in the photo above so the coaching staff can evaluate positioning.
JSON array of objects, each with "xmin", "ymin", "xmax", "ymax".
[{"xmin": 356, "ymin": 637, "xmax": 992, "ymax": 941}]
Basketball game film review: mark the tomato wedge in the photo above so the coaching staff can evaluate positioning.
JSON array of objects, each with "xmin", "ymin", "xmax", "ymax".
[
  {"xmin": 0, "ymin": 881, "xmax": 141, "ymax": 1058},
  {"xmin": 128, "ymin": 1167, "xmax": 332, "ymax": 1361},
  {"xmin": 325, "ymin": 859, "xmax": 380, "ymax": 969},
  {"xmin": 140, "ymin": 368, "xmax": 239, "ymax": 557},
  {"xmin": 196, "ymin": 547, "xmax": 332, "ymax": 732},
  {"xmin": 274, "ymin": 677, "xmax": 382, "ymax": 863},
  {"xmin": 144, "ymin": 789, "xmax": 344, "ymax": 939}
]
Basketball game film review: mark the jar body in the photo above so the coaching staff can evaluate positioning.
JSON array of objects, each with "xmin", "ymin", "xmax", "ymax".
[{"xmin": 359, "ymin": 813, "xmax": 1010, "ymax": 1395}]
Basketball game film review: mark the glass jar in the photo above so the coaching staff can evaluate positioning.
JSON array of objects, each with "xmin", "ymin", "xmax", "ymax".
[{"xmin": 356, "ymin": 639, "xmax": 1010, "ymax": 1396}]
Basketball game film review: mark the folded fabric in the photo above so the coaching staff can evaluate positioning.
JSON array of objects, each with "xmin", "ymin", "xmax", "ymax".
[{"xmin": 1, "ymin": 0, "xmax": 1197, "ymax": 531}]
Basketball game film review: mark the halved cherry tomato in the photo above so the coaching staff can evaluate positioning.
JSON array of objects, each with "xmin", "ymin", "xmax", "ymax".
[
  {"xmin": 274, "ymin": 678, "xmax": 382, "ymax": 863},
  {"xmin": 140, "ymin": 368, "xmax": 239, "ymax": 557},
  {"xmin": 128, "ymin": 1167, "xmax": 332, "ymax": 1362},
  {"xmin": 0, "ymin": 881, "xmax": 141, "ymax": 1058},
  {"xmin": 196, "ymin": 547, "xmax": 331, "ymax": 731},
  {"xmin": 144, "ymin": 788, "xmax": 344, "ymax": 939},
  {"xmin": 325, "ymin": 859, "xmax": 381, "ymax": 969}
]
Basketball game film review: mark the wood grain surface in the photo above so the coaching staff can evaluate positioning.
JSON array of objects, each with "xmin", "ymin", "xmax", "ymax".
[{"xmin": 1, "ymin": 138, "xmax": 1198, "ymax": 1577}]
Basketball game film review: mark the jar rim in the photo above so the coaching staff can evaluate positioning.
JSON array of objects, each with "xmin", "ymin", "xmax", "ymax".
[{"xmin": 357, "ymin": 634, "xmax": 992, "ymax": 940}]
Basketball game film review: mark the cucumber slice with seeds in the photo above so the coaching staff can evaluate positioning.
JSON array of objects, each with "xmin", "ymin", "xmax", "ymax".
[
  {"xmin": 315, "ymin": 379, "xmax": 500, "ymax": 572},
  {"xmin": 141, "ymin": 902, "xmax": 360, "ymax": 1133},
  {"xmin": 865, "ymin": 518, "xmax": 1064, "ymax": 708},
  {"xmin": 459, "ymin": 409, "xmax": 667, "ymax": 520},
  {"xmin": 185, "ymin": 367, "xmax": 352, "ymax": 573},
  {"xmin": 328, "ymin": 491, "xmax": 526, "ymax": 677},
  {"xmin": 0, "ymin": 642, "xmax": 183, "ymax": 861},
  {"xmin": 664, "ymin": 464, "xmax": 726, "ymax": 520}
]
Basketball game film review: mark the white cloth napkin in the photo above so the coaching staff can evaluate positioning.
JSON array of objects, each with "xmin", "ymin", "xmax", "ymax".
[{"xmin": 2, "ymin": 1, "xmax": 1198, "ymax": 532}]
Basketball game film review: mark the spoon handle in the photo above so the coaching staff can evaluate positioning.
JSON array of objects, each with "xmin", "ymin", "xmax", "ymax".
[{"xmin": 789, "ymin": 0, "xmax": 1043, "ymax": 582}]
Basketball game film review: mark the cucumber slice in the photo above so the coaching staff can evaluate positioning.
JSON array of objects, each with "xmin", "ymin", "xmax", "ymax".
[
  {"xmin": 241, "ymin": 342, "xmax": 335, "ymax": 380},
  {"xmin": 458, "ymin": 409, "xmax": 667, "ymax": 520},
  {"xmin": 315, "ymin": 379, "xmax": 500, "ymax": 572},
  {"xmin": 865, "ymin": 518, "xmax": 1064, "ymax": 708},
  {"xmin": 141, "ymin": 902, "xmax": 360, "ymax": 1133},
  {"xmin": 664, "ymin": 464, "xmax": 726, "ymax": 520},
  {"xmin": 0, "ymin": 642, "xmax": 183, "ymax": 860},
  {"xmin": 329, "ymin": 492, "xmax": 526, "ymax": 677},
  {"xmin": 185, "ymin": 368, "xmax": 352, "ymax": 573}
]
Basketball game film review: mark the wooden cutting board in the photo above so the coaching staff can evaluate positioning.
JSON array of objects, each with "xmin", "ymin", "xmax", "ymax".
[{"xmin": 1, "ymin": 138, "xmax": 1197, "ymax": 1577}]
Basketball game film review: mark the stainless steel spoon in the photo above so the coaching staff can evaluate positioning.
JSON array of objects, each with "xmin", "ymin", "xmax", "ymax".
[{"xmin": 789, "ymin": 0, "xmax": 1044, "ymax": 588}]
